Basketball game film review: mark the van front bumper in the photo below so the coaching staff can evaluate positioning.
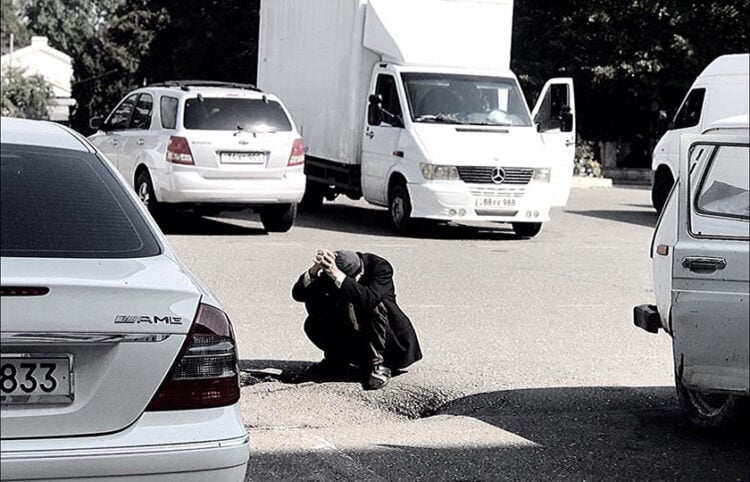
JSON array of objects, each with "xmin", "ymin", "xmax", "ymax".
[
  {"xmin": 408, "ymin": 182, "xmax": 551, "ymax": 223},
  {"xmin": 633, "ymin": 304, "xmax": 661, "ymax": 334}
]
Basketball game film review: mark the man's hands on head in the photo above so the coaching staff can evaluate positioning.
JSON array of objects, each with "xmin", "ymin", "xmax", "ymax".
[{"xmin": 314, "ymin": 249, "xmax": 343, "ymax": 280}]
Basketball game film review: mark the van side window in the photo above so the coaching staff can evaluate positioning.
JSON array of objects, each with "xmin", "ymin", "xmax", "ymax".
[
  {"xmin": 160, "ymin": 96, "xmax": 178, "ymax": 129},
  {"xmin": 372, "ymin": 75, "xmax": 403, "ymax": 127},
  {"xmin": 673, "ymin": 88, "xmax": 706, "ymax": 129},
  {"xmin": 695, "ymin": 145, "xmax": 749, "ymax": 221},
  {"xmin": 129, "ymin": 93, "xmax": 153, "ymax": 130}
]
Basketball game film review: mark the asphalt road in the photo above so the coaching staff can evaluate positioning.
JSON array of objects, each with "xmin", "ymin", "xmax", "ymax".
[{"xmin": 164, "ymin": 186, "xmax": 749, "ymax": 481}]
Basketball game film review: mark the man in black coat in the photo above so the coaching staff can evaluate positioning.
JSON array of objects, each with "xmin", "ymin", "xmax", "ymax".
[{"xmin": 292, "ymin": 249, "xmax": 422, "ymax": 389}]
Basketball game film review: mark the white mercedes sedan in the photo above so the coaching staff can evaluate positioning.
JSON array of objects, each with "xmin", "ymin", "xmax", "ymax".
[{"xmin": 0, "ymin": 117, "xmax": 249, "ymax": 481}]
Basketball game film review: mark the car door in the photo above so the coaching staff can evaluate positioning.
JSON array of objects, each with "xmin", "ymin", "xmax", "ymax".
[
  {"xmin": 90, "ymin": 93, "xmax": 139, "ymax": 169},
  {"xmin": 118, "ymin": 93, "xmax": 157, "ymax": 187},
  {"xmin": 531, "ymin": 78, "xmax": 576, "ymax": 207},
  {"xmin": 672, "ymin": 133, "xmax": 749, "ymax": 394},
  {"xmin": 362, "ymin": 72, "xmax": 406, "ymax": 205}
]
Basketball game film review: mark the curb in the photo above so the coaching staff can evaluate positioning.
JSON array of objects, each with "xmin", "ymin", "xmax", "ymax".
[{"xmin": 571, "ymin": 176, "xmax": 613, "ymax": 188}]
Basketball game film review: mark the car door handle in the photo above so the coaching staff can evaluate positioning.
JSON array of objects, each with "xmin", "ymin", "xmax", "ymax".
[
  {"xmin": 136, "ymin": 139, "xmax": 145, "ymax": 146},
  {"xmin": 565, "ymin": 139, "xmax": 575, "ymax": 147},
  {"xmin": 110, "ymin": 139, "xmax": 118, "ymax": 146},
  {"xmin": 365, "ymin": 129, "xmax": 375, "ymax": 139},
  {"xmin": 681, "ymin": 256, "xmax": 727, "ymax": 273}
]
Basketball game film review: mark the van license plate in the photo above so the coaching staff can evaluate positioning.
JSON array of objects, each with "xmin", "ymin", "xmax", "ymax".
[
  {"xmin": 0, "ymin": 355, "xmax": 73, "ymax": 404},
  {"xmin": 219, "ymin": 152, "xmax": 266, "ymax": 165},
  {"xmin": 475, "ymin": 197, "xmax": 516, "ymax": 208}
]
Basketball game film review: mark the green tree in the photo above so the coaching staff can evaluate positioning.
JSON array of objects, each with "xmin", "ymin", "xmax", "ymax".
[
  {"xmin": 1, "ymin": 66, "xmax": 54, "ymax": 119},
  {"xmin": 25, "ymin": 0, "xmax": 166, "ymax": 133},
  {"xmin": 1, "ymin": 0, "xmax": 30, "ymax": 55},
  {"xmin": 512, "ymin": 0, "xmax": 749, "ymax": 166},
  {"xmin": 140, "ymin": 0, "xmax": 260, "ymax": 85}
]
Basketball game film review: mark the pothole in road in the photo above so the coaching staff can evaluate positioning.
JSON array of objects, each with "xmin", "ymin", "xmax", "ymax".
[{"xmin": 239, "ymin": 362, "xmax": 457, "ymax": 421}]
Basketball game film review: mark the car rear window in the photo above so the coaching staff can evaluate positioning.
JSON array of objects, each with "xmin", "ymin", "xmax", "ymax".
[
  {"xmin": 183, "ymin": 97, "xmax": 292, "ymax": 132},
  {"xmin": 1, "ymin": 144, "xmax": 161, "ymax": 258}
]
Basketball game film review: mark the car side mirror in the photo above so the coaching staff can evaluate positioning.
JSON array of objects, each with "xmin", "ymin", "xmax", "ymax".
[
  {"xmin": 559, "ymin": 105, "xmax": 573, "ymax": 133},
  {"xmin": 89, "ymin": 116, "xmax": 103, "ymax": 131},
  {"xmin": 367, "ymin": 94, "xmax": 383, "ymax": 126}
]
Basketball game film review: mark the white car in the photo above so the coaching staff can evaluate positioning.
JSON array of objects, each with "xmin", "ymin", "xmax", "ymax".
[
  {"xmin": 88, "ymin": 80, "xmax": 305, "ymax": 232},
  {"xmin": 0, "ymin": 117, "xmax": 250, "ymax": 480},
  {"xmin": 634, "ymin": 115, "xmax": 749, "ymax": 429}
]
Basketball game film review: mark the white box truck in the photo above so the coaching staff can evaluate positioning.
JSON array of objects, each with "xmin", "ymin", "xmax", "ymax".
[{"xmin": 257, "ymin": 0, "xmax": 576, "ymax": 236}]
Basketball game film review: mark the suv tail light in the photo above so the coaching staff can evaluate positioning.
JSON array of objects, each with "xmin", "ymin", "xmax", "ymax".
[
  {"xmin": 288, "ymin": 138, "xmax": 305, "ymax": 166},
  {"xmin": 147, "ymin": 304, "xmax": 240, "ymax": 411},
  {"xmin": 166, "ymin": 136, "xmax": 195, "ymax": 165}
]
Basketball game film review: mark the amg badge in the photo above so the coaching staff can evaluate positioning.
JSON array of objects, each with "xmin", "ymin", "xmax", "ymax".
[{"xmin": 114, "ymin": 315, "xmax": 183, "ymax": 325}]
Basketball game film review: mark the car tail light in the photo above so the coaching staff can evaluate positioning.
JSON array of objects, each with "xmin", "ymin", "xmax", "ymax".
[
  {"xmin": 147, "ymin": 304, "xmax": 240, "ymax": 411},
  {"xmin": 166, "ymin": 136, "xmax": 195, "ymax": 165},
  {"xmin": 288, "ymin": 138, "xmax": 305, "ymax": 166}
]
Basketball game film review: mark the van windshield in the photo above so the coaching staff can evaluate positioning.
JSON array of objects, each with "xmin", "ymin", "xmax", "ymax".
[{"xmin": 402, "ymin": 73, "xmax": 531, "ymax": 127}]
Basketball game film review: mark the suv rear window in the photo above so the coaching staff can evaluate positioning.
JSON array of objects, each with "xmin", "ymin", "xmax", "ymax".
[
  {"xmin": 183, "ymin": 97, "xmax": 292, "ymax": 132},
  {"xmin": 1, "ymin": 144, "xmax": 161, "ymax": 258}
]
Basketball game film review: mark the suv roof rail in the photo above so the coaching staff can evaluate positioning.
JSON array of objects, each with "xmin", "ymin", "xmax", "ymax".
[{"xmin": 147, "ymin": 80, "xmax": 261, "ymax": 92}]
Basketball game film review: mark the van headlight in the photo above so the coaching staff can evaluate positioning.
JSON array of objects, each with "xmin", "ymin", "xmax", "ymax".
[
  {"xmin": 531, "ymin": 168, "xmax": 551, "ymax": 182},
  {"xmin": 420, "ymin": 163, "xmax": 460, "ymax": 180}
]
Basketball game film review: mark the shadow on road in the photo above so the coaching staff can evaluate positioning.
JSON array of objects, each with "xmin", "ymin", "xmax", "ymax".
[
  {"xmin": 157, "ymin": 211, "xmax": 268, "ymax": 236},
  {"xmin": 566, "ymin": 209, "xmax": 659, "ymax": 228},
  {"xmin": 297, "ymin": 204, "xmax": 521, "ymax": 240},
  {"xmin": 244, "ymin": 385, "xmax": 750, "ymax": 481}
]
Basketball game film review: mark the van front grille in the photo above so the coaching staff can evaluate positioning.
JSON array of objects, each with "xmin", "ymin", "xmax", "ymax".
[{"xmin": 457, "ymin": 166, "xmax": 533, "ymax": 185}]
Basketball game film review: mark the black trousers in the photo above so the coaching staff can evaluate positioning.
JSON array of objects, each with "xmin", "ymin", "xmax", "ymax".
[{"xmin": 304, "ymin": 302, "xmax": 388, "ymax": 367}]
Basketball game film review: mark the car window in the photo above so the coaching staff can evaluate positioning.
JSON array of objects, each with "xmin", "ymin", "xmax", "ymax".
[
  {"xmin": 371, "ymin": 74, "xmax": 403, "ymax": 127},
  {"xmin": 129, "ymin": 93, "xmax": 153, "ymax": 130},
  {"xmin": 103, "ymin": 94, "xmax": 138, "ymax": 131},
  {"xmin": 160, "ymin": 96, "xmax": 178, "ymax": 129},
  {"xmin": 673, "ymin": 88, "xmax": 706, "ymax": 129},
  {"xmin": 0, "ymin": 143, "xmax": 161, "ymax": 258},
  {"xmin": 695, "ymin": 145, "xmax": 750, "ymax": 220},
  {"xmin": 183, "ymin": 97, "xmax": 292, "ymax": 132}
]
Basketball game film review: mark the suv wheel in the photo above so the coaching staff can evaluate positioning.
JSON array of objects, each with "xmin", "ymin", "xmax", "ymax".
[
  {"xmin": 136, "ymin": 171, "xmax": 165, "ymax": 218},
  {"xmin": 260, "ymin": 203, "xmax": 296, "ymax": 232}
]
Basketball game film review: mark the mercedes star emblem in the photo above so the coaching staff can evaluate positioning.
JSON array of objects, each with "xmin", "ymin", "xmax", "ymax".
[{"xmin": 491, "ymin": 167, "xmax": 506, "ymax": 184}]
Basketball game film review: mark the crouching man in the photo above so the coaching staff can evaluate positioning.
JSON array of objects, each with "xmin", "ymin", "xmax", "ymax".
[{"xmin": 292, "ymin": 249, "xmax": 423, "ymax": 389}]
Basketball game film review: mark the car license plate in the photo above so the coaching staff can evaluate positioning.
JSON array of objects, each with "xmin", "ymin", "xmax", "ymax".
[
  {"xmin": 219, "ymin": 152, "xmax": 266, "ymax": 165},
  {"xmin": 475, "ymin": 197, "xmax": 516, "ymax": 208},
  {"xmin": 0, "ymin": 355, "xmax": 73, "ymax": 404}
]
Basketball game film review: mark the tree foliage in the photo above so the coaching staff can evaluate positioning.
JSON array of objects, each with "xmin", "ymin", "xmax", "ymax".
[
  {"xmin": 0, "ymin": 0, "xmax": 29, "ymax": 54},
  {"xmin": 513, "ymin": 0, "xmax": 749, "ymax": 150},
  {"xmin": 1, "ymin": 66, "xmax": 54, "ymax": 119},
  {"xmin": 25, "ymin": 0, "xmax": 166, "ymax": 133}
]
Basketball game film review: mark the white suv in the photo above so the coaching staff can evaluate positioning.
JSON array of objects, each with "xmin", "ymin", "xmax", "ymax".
[{"xmin": 88, "ymin": 80, "xmax": 305, "ymax": 232}]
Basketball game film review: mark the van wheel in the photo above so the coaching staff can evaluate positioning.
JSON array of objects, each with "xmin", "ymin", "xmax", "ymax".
[
  {"xmin": 651, "ymin": 170, "xmax": 674, "ymax": 214},
  {"xmin": 300, "ymin": 181, "xmax": 324, "ymax": 213},
  {"xmin": 675, "ymin": 371, "xmax": 746, "ymax": 430},
  {"xmin": 260, "ymin": 203, "xmax": 296, "ymax": 232},
  {"xmin": 512, "ymin": 222, "xmax": 543, "ymax": 238},
  {"xmin": 389, "ymin": 184, "xmax": 413, "ymax": 234},
  {"xmin": 135, "ymin": 171, "xmax": 166, "ymax": 218}
]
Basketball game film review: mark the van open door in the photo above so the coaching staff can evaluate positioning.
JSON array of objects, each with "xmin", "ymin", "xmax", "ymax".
[{"xmin": 531, "ymin": 78, "xmax": 576, "ymax": 207}]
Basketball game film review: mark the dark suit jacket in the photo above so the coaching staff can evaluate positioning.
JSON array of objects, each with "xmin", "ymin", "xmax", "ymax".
[{"xmin": 292, "ymin": 252, "xmax": 423, "ymax": 369}]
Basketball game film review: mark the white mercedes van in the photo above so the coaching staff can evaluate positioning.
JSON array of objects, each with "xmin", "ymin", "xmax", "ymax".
[{"xmin": 651, "ymin": 53, "xmax": 749, "ymax": 213}]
